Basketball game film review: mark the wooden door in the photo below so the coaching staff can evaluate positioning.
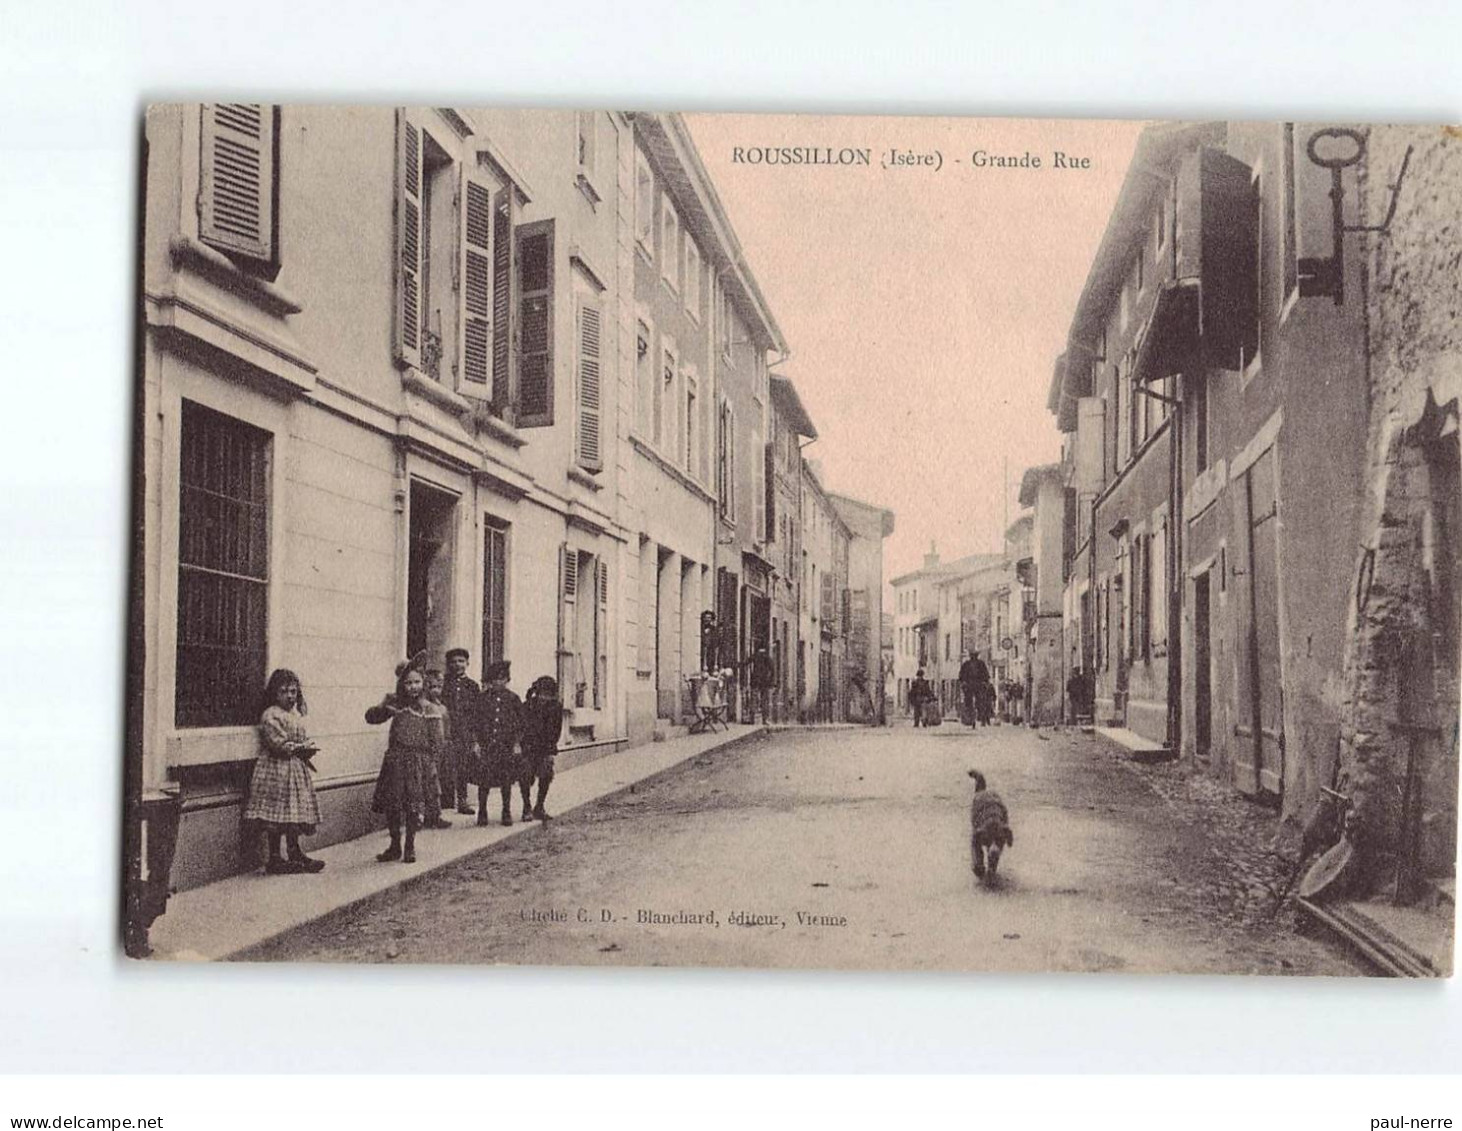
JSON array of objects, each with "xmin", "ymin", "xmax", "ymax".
[{"xmin": 1235, "ymin": 448, "xmax": 1283, "ymax": 797}]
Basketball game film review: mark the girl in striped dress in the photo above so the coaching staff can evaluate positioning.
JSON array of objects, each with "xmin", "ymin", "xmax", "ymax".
[{"xmin": 244, "ymin": 669, "xmax": 325, "ymax": 874}]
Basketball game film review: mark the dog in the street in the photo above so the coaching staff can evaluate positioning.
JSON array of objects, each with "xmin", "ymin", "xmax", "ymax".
[{"xmin": 968, "ymin": 770, "xmax": 1014, "ymax": 883}]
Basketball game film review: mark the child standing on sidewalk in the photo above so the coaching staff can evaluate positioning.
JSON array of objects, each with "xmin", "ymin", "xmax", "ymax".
[
  {"xmin": 366, "ymin": 657, "xmax": 445, "ymax": 864},
  {"xmin": 244, "ymin": 669, "xmax": 325, "ymax": 874},
  {"xmin": 419, "ymin": 669, "xmax": 452, "ymax": 830},
  {"xmin": 520, "ymin": 675, "xmax": 563, "ymax": 822},
  {"xmin": 474, "ymin": 660, "xmax": 522, "ymax": 827}
]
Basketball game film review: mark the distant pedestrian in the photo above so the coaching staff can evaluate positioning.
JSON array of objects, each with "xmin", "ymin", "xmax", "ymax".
[
  {"xmin": 441, "ymin": 647, "xmax": 480, "ymax": 815},
  {"xmin": 909, "ymin": 668, "xmax": 934, "ymax": 727},
  {"xmin": 743, "ymin": 646, "xmax": 776, "ymax": 724},
  {"xmin": 474, "ymin": 660, "xmax": 523, "ymax": 827},
  {"xmin": 958, "ymin": 652, "xmax": 980, "ymax": 727},
  {"xmin": 366, "ymin": 655, "xmax": 445, "ymax": 864},
  {"xmin": 244, "ymin": 669, "xmax": 325, "ymax": 874},
  {"xmin": 520, "ymin": 675, "xmax": 564, "ymax": 822}
]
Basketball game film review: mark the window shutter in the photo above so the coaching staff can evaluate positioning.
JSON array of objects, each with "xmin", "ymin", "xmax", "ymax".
[
  {"xmin": 558, "ymin": 545, "xmax": 577, "ymax": 697},
  {"xmin": 459, "ymin": 168, "xmax": 495, "ymax": 391},
  {"xmin": 765, "ymin": 443, "xmax": 776, "ymax": 541},
  {"xmin": 576, "ymin": 298, "xmax": 604, "ymax": 472},
  {"xmin": 594, "ymin": 559, "xmax": 608, "ymax": 709},
  {"xmin": 199, "ymin": 104, "xmax": 275, "ymax": 263},
  {"xmin": 491, "ymin": 191, "xmax": 514, "ymax": 414},
  {"xmin": 1198, "ymin": 147, "xmax": 1259, "ymax": 370},
  {"xmin": 394, "ymin": 110, "xmax": 423, "ymax": 370},
  {"xmin": 516, "ymin": 221, "xmax": 555, "ymax": 427}
]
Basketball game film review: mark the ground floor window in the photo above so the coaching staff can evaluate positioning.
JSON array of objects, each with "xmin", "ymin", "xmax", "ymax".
[
  {"xmin": 482, "ymin": 519, "xmax": 508, "ymax": 668},
  {"xmin": 175, "ymin": 400, "xmax": 270, "ymax": 728}
]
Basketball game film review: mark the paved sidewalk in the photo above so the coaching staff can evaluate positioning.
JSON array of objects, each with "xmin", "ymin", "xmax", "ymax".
[{"xmin": 147, "ymin": 723, "xmax": 767, "ymax": 961}]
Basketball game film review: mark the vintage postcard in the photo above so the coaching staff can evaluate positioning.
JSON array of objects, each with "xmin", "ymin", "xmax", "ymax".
[{"xmin": 125, "ymin": 107, "xmax": 1459, "ymax": 976}]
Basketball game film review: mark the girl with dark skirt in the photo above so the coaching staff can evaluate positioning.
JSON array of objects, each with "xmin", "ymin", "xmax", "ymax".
[
  {"xmin": 244, "ymin": 669, "xmax": 325, "ymax": 874},
  {"xmin": 520, "ymin": 675, "xmax": 564, "ymax": 821},
  {"xmin": 366, "ymin": 657, "xmax": 445, "ymax": 864}
]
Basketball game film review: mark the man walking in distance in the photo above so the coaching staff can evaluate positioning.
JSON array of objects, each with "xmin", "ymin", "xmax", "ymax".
[
  {"xmin": 745, "ymin": 645, "xmax": 776, "ymax": 725},
  {"xmin": 441, "ymin": 647, "xmax": 480, "ymax": 816},
  {"xmin": 958, "ymin": 651, "xmax": 980, "ymax": 728},
  {"xmin": 909, "ymin": 668, "xmax": 934, "ymax": 727}
]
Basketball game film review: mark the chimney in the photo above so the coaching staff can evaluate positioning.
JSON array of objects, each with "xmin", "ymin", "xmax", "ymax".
[{"xmin": 923, "ymin": 541, "xmax": 940, "ymax": 570}]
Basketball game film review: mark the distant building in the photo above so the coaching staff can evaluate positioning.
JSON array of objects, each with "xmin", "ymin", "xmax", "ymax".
[{"xmin": 831, "ymin": 492, "xmax": 896, "ymax": 724}]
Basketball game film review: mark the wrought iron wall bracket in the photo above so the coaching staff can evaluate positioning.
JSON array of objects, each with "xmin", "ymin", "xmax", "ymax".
[{"xmin": 1298, "ymin": 128, "xmax": 1414, "ymax": 305}]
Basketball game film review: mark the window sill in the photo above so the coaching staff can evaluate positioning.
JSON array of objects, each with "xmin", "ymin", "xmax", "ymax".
[
  {"xmin": 169, "ymin": 235, "xmax": 302, "ymax": 318},
  {"xmin": 470, "ymin": 401, "xmax": 528, "ymax": 449},
  {"xmin": 576, "ymin": 171, "xmax": 603, "ymax": 209},
  {"xmin": 568, "ymin": 465, "xmax": 604, "ymax": 492},
  {"xmin": 630, "ymin": 435, "xmax": 714, "ymax": 503},
  {"xmin": 403, "ymin": 368, "xmax": 472, "ymax": 416},
  {"xmin": 165, "ymin": 726, "xmax": 260, "ymax": 770}
]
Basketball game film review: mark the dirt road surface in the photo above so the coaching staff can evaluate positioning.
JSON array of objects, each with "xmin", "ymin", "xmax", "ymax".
[{"xmin": 243, "ymin": 725, "xmax": 1364, "ymax": 975}]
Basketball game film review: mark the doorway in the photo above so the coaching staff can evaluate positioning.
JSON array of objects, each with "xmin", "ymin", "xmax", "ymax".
[
  {"xmin": 1235, "ymin": 447, "xmax": 1283, "ymax": 798},
  {"xmin": 407, "ymin": 481, "xmax": 459, "ymax": 663},
  {"xmin": 1193, "ymin": 569, "xmax": 1213, "ymax": 762}
]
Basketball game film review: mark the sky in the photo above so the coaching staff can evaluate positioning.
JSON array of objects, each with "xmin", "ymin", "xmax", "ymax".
[{"xmin": 684, "ymin": 114, "xmax": 1145, "ymax": 595}]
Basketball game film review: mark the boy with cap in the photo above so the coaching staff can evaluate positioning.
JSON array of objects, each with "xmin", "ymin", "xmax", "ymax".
[
  {"xmin": 474, "ymin": 660, "xmax": 523, "ymax": 826},
  {"xmin": 440, "ymin": 647, "xmax": 480, "ymax": 814}
]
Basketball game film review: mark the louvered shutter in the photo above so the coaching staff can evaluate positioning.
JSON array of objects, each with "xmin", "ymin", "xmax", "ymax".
[
  {"xmin": 491, "ymin": 191, "xmax": 514, "ymax": 414},
  {"xmin": 394, "ymin": 109, "xmax": 423, "ymax": 370},
  {"xmin": 516, "ymin": 221, "xmax": 555, "ymax": 427},
  {"xmin": 593, "ymin": 559, "xmax": 608, "ymax": 709},
  {"xmin": 459, "ymin": 167, "xmax": 494, "ymax": 390},
  {"xmin": 576, "ymin": 298, "xmax": 604, "ymax": 472},
  {"xmin": 558, "ymin": 545, "xmax": 578, "ymax": 700},
  {"xmin": 199, "ymin": 104, "xmax": 276, "ymax": 262},
  {"xmin": 765, "ymin": 443, "xmax": 776, "ymax": 542}
]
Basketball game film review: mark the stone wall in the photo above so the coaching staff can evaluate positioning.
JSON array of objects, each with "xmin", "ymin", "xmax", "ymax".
[{"xmin": 1337, "ymin": 125, "xmax": 1461, "ymax": 897}]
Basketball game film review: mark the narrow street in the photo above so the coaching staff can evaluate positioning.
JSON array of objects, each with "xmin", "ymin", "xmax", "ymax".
[{"xmin": 245, "ymin": 725, "xmax": 1364, "ymax": 975}]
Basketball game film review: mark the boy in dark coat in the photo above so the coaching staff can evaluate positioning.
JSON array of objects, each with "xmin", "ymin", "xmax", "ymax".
[
  {"xmin": 474, "ymin": 660, "xmax": 523, "ymax": 827},
  {"xmin": 441, "ymin": 647, "xmax": 480, "ymax": 814},
  {"xmin": 520, "ymin": 675, "xmax": 564, "ymax": 822}
]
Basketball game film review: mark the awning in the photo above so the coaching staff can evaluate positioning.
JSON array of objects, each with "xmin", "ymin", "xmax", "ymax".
[{"xmin": 1134, "ymin": 279, "xmax": 1200, "ymax": 385}]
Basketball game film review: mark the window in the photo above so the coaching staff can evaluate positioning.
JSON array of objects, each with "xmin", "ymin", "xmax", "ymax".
[
  {"xmin": 199, "ymin": 104, "xmax": 278, "ymax": 272},
  {"xmin": 1154, "ymin": 195, "xmax": 1167, "ymax": 252},
  {"xmin": 1282, "ymin": 124, "xmax": 1298, "ymax": 302},
  {"xmin": 635, "ymin": 320, "xmax": 652, "ymax": 437},
  {"xmin": 558, "ymin": 547, "xmax": 608, "ymax": 710},
  {"xmin": 516, "ymin": 220, "xmax": 555, "ymax": 427},
  {"xmin": 635, "ymin": 150, "xmax": 655, "ymax": 251},
  {"xmin": 1246, "ymin": 169, "xmax": 1263, "ymax": 374},
  {"xmin": 1151, "ymin": 518, "xmax": 1168, "ymax": 648},
  {"xmin": 718, "ymin": 399, "xmax": 736, "ymax": 519},
  {"xmin": 719, "ymin": 287, "xmax": 735, "ymax": 358},
  {"xmin": 482, "ymin": 520, "xmax": 508, "ymax": 666},
  {"xmin": 755, "ymin": 428, "xmax": 767, "ymax": 543},
  {"xmin": 685, "ymin": 381, "xmax": 697, "ymax": 473},
  {"xmin": 394, "ymin": 111, "xmax": 546, "ymax": 424},
  {"xmin": 576, "ymin": 111, "xmax": 596, "ymax": 175},
  {"xmin": 685, "ymin": 238, "xmax": 702, "ymax": 319},
  {"xmin": 661, "ymin": 194, "xmax": 680, "ymax": 290},
  {"xmin": 1119, "ymin": 281, "xmax": 1131, "ymax": 333},
  {"xmin": 418, "ymin": 131, "xmax": 453, "ymax": 382},
  {"xmin": 176, "ymin": 401, "xmax": 270, "ymax": 728},
  {"xmin": 658, "ymin": 342, "xmax": 677, "ymax": 450},
  {"xmin": 1135, "ymin": 249, "xmax": 1144, "ymax": 294},
  {"xmin": 1193, "ymin": 374, "xmax": 1210, "ymax": 473}
]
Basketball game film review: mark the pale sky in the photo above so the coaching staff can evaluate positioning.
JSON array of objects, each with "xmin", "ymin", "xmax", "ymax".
[{"xmin": 684, "ymin": 114, "xmax": 1145, "ymax": 598}]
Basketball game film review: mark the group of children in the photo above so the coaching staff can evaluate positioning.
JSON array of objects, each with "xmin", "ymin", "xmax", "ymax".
[{"xmin": 242, "ymin": 649, "xmax": 564, "ymax": 874}]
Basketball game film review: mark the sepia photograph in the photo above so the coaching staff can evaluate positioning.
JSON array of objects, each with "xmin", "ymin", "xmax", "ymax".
[{"xmin": 124, "ymin": 104, "xmax": 1460, "ymax": 979}]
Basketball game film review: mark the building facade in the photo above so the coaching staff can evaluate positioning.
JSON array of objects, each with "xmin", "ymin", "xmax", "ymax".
[
  {"xmin": 139, "ymin": 104, "xmax": 636, "ymax": 888},
  {"xmin": 831, "ymin": 493, "xmax": 897, "ymax": 724},
  {"xmin": 1018, "ymin": 463, "xmax": 1068, "ymax": 724},
  {"xmin": 1049, "ymin": 119, "xmax": 1459, "ymax": 881}
]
